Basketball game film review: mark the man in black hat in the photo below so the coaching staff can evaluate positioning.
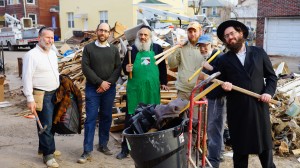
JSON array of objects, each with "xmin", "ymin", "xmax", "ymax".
[{"xmin": 215, "ymin": 20, "xmax": 277, "ymax": 168}]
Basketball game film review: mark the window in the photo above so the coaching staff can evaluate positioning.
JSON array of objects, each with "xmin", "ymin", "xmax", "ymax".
[
  {"xmin": 28, "ymin": 13, "xmax": 37, "ymax": 25},
  {"xmin": 99, "ymin": 11, "xmax": 108, "ymax": 23},
  {"xmin": 0, "ymin": 0, "xmax": 5, "ymax": 6},
  {"xmin": 26, "ymin": 0, "xmax": 34, "ymax": 4},
  {"xmin": 7, "ymin": 0, "xmax": 13, "ymax": 5},
  {"xmin": 212, "ymin": 7, "xmax": 217, "ymax": 16},
  {"xmin": 16, "ymin": 0, "xmax": 20, "ymax": 4},
  {"xmin": 202, "ymin": 8, "xmax": 207, "ymax": 15},
  {"xmin": 67, "ymin": 12, "xmax": 74, "ymax": 28}
]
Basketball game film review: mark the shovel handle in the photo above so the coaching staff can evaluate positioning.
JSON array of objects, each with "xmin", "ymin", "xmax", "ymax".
[
  {"xmin": 212, "ymin": 78, "xmax": 281, "ymax": 106},
  {"xmin": 154, "ymin": 45, "xmax": 180, "ymax": 59}
]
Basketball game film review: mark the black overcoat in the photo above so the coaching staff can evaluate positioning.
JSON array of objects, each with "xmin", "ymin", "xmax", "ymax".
[{"xmin": 217, "ymin": 46, "xmax": 277, "ymax": 154}]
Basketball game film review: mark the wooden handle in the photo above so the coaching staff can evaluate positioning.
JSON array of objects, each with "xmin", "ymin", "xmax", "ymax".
[
  {"xmin": 155, "ymin": 50, "xmax": 175, "ymax": 65},
  {"xmin": 180, "ymin": 82, "xmax": 221, "ymax": 113},
  {"xmin": 188, "ymin": 50, "xmax": 221, "ymax": 82},
  {"xmin": 154, "ymin": 45, "xmax": 180, "ymax": 59},
  {"xmin": 128, "ymin": 49, "xmax": 132, "ymax": 79},
  {"xmin": 211, "ymin": 78, "xmax": 281, "ymax": 106}
]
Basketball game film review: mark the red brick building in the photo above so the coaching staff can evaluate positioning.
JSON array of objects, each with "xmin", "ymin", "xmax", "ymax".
[
  {"xmin": 257, "ymin": 0, "xmax": 300, "ymax": 56},
  {"xmin": 0, "ymin": 0, "xmax": 60, "ymax": 38}
]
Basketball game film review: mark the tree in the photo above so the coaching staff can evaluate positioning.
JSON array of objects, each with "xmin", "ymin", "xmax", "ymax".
[{"xmin": 189, "ymin": 0, "xmax": 203, "ymax": 15}]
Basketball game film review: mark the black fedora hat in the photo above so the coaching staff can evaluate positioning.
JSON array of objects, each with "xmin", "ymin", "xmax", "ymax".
[{"xmin": 217, "ymin": 20, "xmax": 248, "ymax": 42}]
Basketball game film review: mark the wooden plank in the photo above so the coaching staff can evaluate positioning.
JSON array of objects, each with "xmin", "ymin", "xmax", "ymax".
[
  {"xmin": 292, "ymin": 149, "xmax": 300, "ymax": 155},
  {"xmin": 112, "ymin": 112, "xmax": 125, "ymax": 118},
  {"xmin": 115, "ymin": 102, "xmax": 126, "ymax": 108},
  {"xmin": 109, "ymin": 132, "xmax": 122, "ymax": 143},
  {"xmin": 110, "ymin": 124, "xmax": 125, "ymax": 132}
]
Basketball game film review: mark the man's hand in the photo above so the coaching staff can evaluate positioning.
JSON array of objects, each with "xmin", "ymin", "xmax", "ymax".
[
  {"xmin": 100, "ymin": 81, "xmax": 111, "ymax": 92},
  {"xmin": 96, "ymin": 86, "xmax": 105, "ymax": 93},
  {"xmin": 126, "ymin": 64, "xmax": 133, "ymax": 72},
  {"xmin": 202, "ymin": 61, "xmax": 213, "ymax": 71},
  {"xmin": 27, "ymin": 101, "xmax": 36, "ymax": 113},
  {"xmin": 161, "ymin": 85, "xmax": 169, "ymax": 91},
  {"xmin": 260, "ymin": 93, "xmax": 272, "ymax": 103},
  {"xmin": 221, "ymin": 82, "xmax": 232, "ymax": 91}
]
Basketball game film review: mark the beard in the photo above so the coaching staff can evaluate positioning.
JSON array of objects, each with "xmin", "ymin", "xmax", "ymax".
[
  {"xmin": 98, "ymin": 35, "xmax": 107, "ymax": 43},
  {"xmin": 135, "ymin": 38, "xmax": 152, "ymax": 51},
  {"xmin": 39, "ymin": 39, "xmax": 52, "ymax": 51},
  {"xmin": 225, "ymin": 37, "xmax": 245, "ymax": 53},
  {"xmin": 202, "ymin": 53, "xmax": 210, "ymax": 60}
]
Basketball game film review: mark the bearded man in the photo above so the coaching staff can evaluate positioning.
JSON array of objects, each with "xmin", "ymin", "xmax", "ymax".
[
  {"xmin": 196, "ymin": 34, "xmax": 226, "ymax": 168},
  {"xmin": 216, "ymin": 20, "xmax": 277, "ymax": 168},
  {"xmin": 22, "ymin": 27, "xmax": 60, "ymax": 167},
  {"xmin": 78, "ymin": 23, "xmax": 121, "ymax": 164},
  {"xmin": 116, "ymin": 25, "xmax": 168, "ymax": 159}
]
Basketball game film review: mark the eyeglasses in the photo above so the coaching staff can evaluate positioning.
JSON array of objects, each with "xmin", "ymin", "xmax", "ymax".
[
  {"xmin": 97, "ymin": 29, "xmax": 109, "ymax": 33},
  {"xmin": 224, "ymin": 31, "xmax": 238, "ymax": 40}
]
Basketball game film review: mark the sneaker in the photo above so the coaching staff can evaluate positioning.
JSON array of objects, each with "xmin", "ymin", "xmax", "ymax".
[
  {"xmin": 45, "ymin": 158, "xmax": 59, "ymax": 168},
  {"xmin": 98, "ymin": 146, "xmax": 113, "ymax": 155},
  {"xmin": 116, "ymin": 151, "xmax": 128, "ymax": 160},
  {"xmin": 77, "ymin": 152, "xmax": 92, "ymax": 164}
]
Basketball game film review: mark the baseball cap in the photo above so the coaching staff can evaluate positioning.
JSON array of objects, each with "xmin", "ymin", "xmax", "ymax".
[
  {"xmin": 187, "ymin": 21, "xmax": 202, "ymax": 30},
  {"xmin": 196, "ymin": 34, "xmax": 212, "ymax": 45}
]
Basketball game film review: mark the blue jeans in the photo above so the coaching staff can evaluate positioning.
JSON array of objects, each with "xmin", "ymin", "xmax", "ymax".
[
  {"xmin": 207, "ymin": 97, "xmax": 227, "ymax": 168},
  {"xmin": 83, "ymin": 83, "xmax": 116, "ymax": 152},
  {"xmin": 37, "ymin": 92, "xmax": 56, "ymax": 157}
]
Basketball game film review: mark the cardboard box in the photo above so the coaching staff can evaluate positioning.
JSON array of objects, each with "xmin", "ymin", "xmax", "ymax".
[{"xmin": 0, "ymin": 75, "xmax": 5, "ymax": 102}]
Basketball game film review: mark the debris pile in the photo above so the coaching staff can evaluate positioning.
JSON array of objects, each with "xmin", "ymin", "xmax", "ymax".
[{"xmin": 270, "ymin": 74, "xmax": 300, "ymax": 156}]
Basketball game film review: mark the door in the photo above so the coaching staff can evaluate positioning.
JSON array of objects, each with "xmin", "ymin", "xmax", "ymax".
[{"xmin": 265, "ymin": 18, "xmax": 300, "ymax": 57}]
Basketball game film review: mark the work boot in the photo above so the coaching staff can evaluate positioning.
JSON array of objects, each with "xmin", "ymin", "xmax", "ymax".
[
  {"xmin": 98, "ymin": 146, "xmax": 113, "ymax": 155},
  {"xmin": 77, "ymin": 152, "xmax": 92, "ymax": 164},
  {"xmin": 116, "ymin": 150, "xmax": 129, "ymax": 160}
]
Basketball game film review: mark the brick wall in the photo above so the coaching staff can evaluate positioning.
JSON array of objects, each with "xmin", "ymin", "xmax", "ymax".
[
  {"xmin": 256, "ymin": 0, "xmax": 300, "ymax": 47},
  {"xmin": 0, "ymin": 0, "xmax": 60, "ymax": 37}
]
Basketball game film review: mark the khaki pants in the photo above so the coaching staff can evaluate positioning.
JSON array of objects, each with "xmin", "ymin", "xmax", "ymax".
[{"xmin": 177, "ymin": 90, "xmax": 202, "ymax": 119}]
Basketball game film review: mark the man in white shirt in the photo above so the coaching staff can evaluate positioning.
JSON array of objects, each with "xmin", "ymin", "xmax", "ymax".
[{"xmin": 22, "ymin": 27, "xmax": 60, "ymax": 168}]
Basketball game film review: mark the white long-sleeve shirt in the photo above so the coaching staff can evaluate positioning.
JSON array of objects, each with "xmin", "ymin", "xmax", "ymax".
[{"xmin": 22, "ymin": 45, "xmax": 60, "ymax": 102}]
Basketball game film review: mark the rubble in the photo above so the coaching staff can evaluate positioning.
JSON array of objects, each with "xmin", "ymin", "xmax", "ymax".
[{"xmin": 270, "ymin": 62, "xmax": 300, "ymax": 156}]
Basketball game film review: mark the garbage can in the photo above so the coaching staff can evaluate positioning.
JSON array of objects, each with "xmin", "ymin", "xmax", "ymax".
[{"xmin": 123, "ymin": 118, "xmax": 188, "ymax": 168}]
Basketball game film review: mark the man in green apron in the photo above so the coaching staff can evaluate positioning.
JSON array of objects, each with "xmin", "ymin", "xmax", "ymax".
[{"xmin": 116, "ymin": 25, "xmax": 168, "ymax": 159}]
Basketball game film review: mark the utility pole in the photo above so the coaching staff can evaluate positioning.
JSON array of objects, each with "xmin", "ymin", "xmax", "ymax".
[{"xmin": 23, "ymin": 0, "xmax": 27, "ymax": 17}]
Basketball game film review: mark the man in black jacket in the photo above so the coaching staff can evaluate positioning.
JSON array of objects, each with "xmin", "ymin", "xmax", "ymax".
[
  {"xmin": 116, "ymin": 25, "xmax": 168, "ymax": 159},
  {"xmin": 197, "ymin": 34, "xmax": 226, "ymax": 168},
  {"xmin": 217, "ymin": 20, "xmax": 277, "ymax": 168}
]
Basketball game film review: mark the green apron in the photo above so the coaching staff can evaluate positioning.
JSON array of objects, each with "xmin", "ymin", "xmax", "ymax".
[{"xmin": 127, "ymin": 46, "xmax": 160, "ymax": 114}]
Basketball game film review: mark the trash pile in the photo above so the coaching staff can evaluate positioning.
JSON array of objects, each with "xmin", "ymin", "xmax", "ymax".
[{"xmin": 270, "ymin": 63, "xmax": 300, "ymax": 157}]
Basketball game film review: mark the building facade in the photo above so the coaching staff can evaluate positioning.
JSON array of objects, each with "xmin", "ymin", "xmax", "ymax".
[
  {"xmin": 59, "ymin": 0, "xmax": 190, "ymax": 40},
  {"xmin": 257, "ymin": 0, "xmax": 300, "ymax": 56}
]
